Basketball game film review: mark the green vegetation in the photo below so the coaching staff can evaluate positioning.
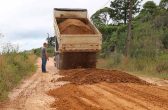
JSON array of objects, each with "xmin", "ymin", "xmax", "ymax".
[
  {"xmin": 93, "ymin": 0, "xmax": 168, "ymax": 78},
  {"xmin": 97, "ymin": 52, "xmax": 168, "ymax": 79},
  {"xmin": 0, "ymin": 45, "xmax": 36, "ymax": 101},
  {"xmin": 33, "ymin": 47, "xmax": 54, "ymax": 57},
  {"xmin": 33, "ymin": 36, "xmax": 55, "ymax": 57}
]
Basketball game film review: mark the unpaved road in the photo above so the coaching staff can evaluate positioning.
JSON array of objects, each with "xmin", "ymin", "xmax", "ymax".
[
  {"xmin": 48, "ymin": 83, "xmax": 168, "ymax": 110},
  {"xmin": 48, "ymin": 69, "xmax": 168, "ymax": 110},
  {"xmin": 0, "ymin": 58, "xmax": 168, "ymax": 110},
  {"xmin": 0, "ymin": 58, "xmax": 67, "ymax": 110}
]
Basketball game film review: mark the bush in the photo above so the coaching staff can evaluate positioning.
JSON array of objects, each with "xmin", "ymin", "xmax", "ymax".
[
  {"xmin": 0, "ymin": 53, "xmax": 36, "ymax": 101},
  {"xmin": 97, "ymin": 52, "xmax": 168, "ymax": 79},
  {"xmin": 33, "ymin": 47, "xmax": 54, "ymax": 57},
  {"xmin": 162, "ymin": 32, "xmax": 168, "ymax": 49}
]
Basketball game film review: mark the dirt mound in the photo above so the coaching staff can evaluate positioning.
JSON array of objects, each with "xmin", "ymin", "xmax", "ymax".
[
  {"xmin": 58, "ymin": 19, "xmax": 95, "ymax": 34},
  {"xmin": 57, "ymin": 69, "xmax": 149, "ymax": 85},
  {"xmin": 48, "ymin": 83, "xmax": 168, "ymax": 110}
]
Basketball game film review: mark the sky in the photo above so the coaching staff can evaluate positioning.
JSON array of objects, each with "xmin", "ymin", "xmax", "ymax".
[{"xmin": 0, "ymin": 0, "xmax": 160, "ymax": 51}]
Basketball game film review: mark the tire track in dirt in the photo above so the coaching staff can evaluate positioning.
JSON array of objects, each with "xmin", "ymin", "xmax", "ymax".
[
  {"xmin": 94, "ymin": 84, "xmax": 151, "ymax": 110},
  {"xmin": 97, "ymin": 83, "xmax": 164, "ymax": 110},
  {"xmin": 103, "ymin": 83, "xmax": 168, "ymax": 110},
  {"xmin": 80, "ymin": 85, "xmax": 136, "ymax": 110}
]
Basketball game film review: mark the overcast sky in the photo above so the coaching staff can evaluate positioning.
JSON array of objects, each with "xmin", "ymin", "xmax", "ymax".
[{"xmin": 0, "ymin": 0, "xmax": 160, "ymax": 51}]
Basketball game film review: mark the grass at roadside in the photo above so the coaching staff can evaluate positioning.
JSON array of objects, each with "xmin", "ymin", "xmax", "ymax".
[
  {"xmin": 0, "ymin": 53, "xmax": 37, "ymax": 101},
  {"xmin": 97, "ymin": 53, "xmax": 168, "ymax": 79}
]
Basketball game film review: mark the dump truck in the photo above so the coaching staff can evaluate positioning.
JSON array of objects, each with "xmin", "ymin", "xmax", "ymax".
[{"xmin": 54, "ymin": 8, "xmax": 102, "ymax": 69}]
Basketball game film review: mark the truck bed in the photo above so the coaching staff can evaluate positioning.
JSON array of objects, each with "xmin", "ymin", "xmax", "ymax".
[{"xmin": 54, "ymin": 9, "xmax": 102, "ymax": 52}]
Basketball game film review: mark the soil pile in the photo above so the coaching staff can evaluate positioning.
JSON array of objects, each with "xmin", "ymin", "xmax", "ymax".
[
  {"xmin": 48, "ymin": 69, "xmax": 168, "ymax": 110},
  {"xmin": 58, "ymin": 19, "xmax": 95, "ymax": 34},
  {"xmin": 48, "ymin": 83, "xmax": 168, "ymax": 110},
  {"xmin": 57, "ymin": 69, "xmax": 149, "ymax": 85}
]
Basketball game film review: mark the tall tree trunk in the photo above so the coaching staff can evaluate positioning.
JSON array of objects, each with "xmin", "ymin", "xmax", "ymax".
[
  {"xmin": 125, "ymin": 0, "xmax": 132, "ymax": 57},
  {"xmin": 124, "ymin": 0, "xmax": 127, "ymax": 25},
  {"xmin": 124, "ymin": 11, "xmax": 127, "ymax": 24}
]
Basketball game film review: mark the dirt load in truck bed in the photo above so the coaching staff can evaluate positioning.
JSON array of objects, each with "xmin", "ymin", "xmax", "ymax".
[{"xmin": 58, "ymin": 19, "xmax": 95, "ymax": 34}]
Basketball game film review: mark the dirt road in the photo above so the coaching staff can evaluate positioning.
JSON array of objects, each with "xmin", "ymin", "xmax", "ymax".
[
  {"xmin": 0, "ymin": 58, "xmax": 168, "ymax": 110},
  {"xmin": 0, "ymin": 58, "xmax": 67, "ymax": 110},
  {"xmin": 48, "ymin": 69, "xmax": 168, "ymax": 110},
  {"xmin": 48, "ymin": 83, "xmax": 168, "ymax": 110}
]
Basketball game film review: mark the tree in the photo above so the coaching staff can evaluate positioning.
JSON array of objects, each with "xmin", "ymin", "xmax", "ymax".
[
  {"xmin": 125, "ymin": 0, "xmax": 133, "ymax": 57},
  {"xmin": 91, "ymin": 7, "xmax": 112, "ymax": 27},
  {"xmin": 159, "ymin": 0, "xmax": 168, "ymax": 9},
  {"xmin": 110, "ymin": 0, "xmax": 142, "ymax": 24},
  {"xmin": 142, "ymin": 1, "xmax": 157, "ymax": 15},
  {"xmin": 46, "ymin": 33, "xmax": 55, "ymax": 47}
]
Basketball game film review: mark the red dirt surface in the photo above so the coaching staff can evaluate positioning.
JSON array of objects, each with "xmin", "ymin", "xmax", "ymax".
[
  {"xmin": 48, "ymin": 82, "xmax": 168, "ymax": 110},
  {"xmin": 57, "ymin": 69, "xmax": 149, "ymax": 85},
  {"xmin": 48, "ymin": 84, "xmax": 100, "ymax": 110},
  {"xmin": 58, "ymin": 19, "xmax": 95, "ymax": 34},
  {"xmin": 48, "ymin": 69, "xmax": 168, "ymax": 110}
]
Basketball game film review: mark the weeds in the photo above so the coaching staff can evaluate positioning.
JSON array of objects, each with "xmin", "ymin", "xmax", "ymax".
[
  {"xmin": 97, "ymin": 52, "xmax": 168, "ymax": 79},
  {"xmin": 0, "ymin": 52, "xmax": 36, "ymax": 101}
]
